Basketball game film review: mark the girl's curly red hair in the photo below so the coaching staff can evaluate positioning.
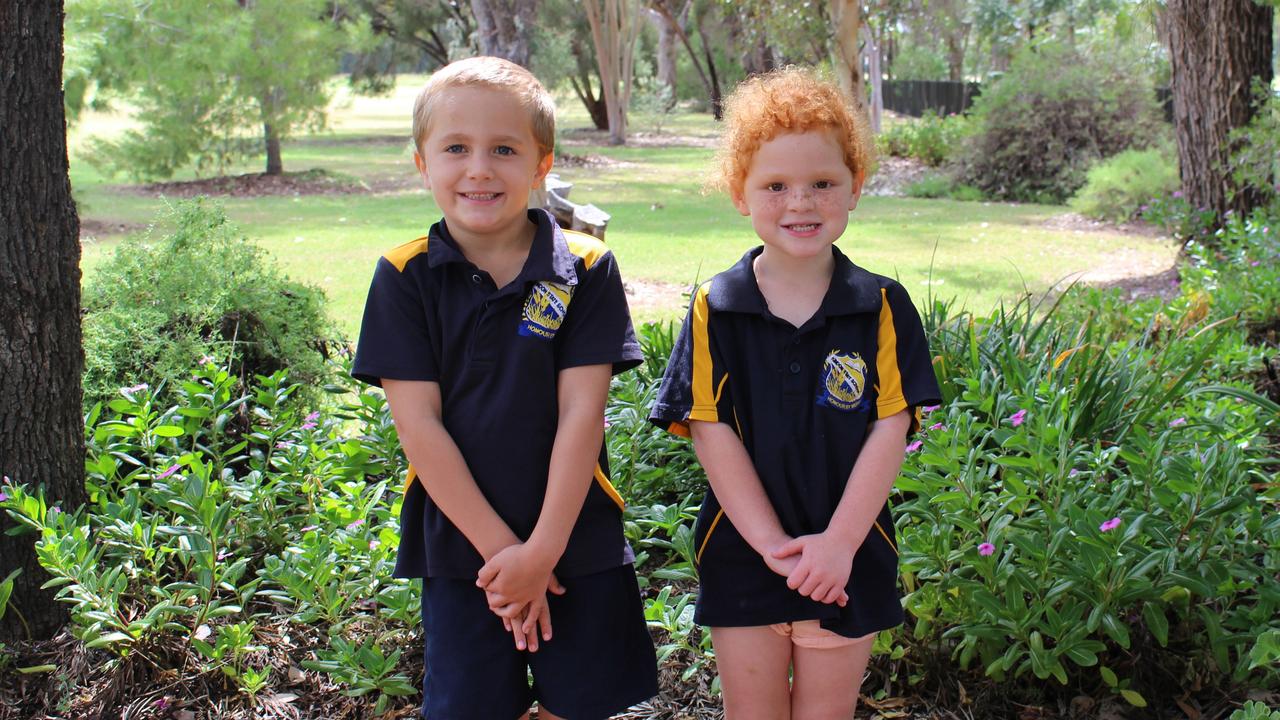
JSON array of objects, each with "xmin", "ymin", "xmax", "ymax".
[{"xmin": 710, "ymin": 66, "xmax": 876, "ymax": 199}]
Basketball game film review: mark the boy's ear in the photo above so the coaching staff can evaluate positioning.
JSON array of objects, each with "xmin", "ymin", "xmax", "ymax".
[
  {"xmin": 413, "ymin": 151, "xmax": 431, "ymax": 191},
  {"xmin": 532, "ymin": 151, "xmax": 553, "ymax": 188},
  {"xmin": 731, "ymin": 189, "xmax": 751, "ymax": 216},
  {"xmin": 849, "ymin": 169, "xmax": 865, "ymax": 211}
]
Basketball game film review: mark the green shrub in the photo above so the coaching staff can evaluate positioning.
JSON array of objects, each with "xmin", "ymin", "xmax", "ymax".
[
  {"xmin": 957, "ymin": 42, "xmax": 1165, "ymax": 203},
  {"xmin": 1228, "ymin": 82, "xmax": 1280, "ymax": 216},
  {"xmin": 82, "ymin": 199, "xmax": 335, "ymax": 404},
  {"xmin": 906, "ymin": 173, "xmax": 985, "ymax": 201},
  {"xmin": 1070, "ymin": 148, "xmax": 1179, "ymax": 222},
  {"xmin": 877, "ymin": 111, "xmax": 971, "ymax": 167}
]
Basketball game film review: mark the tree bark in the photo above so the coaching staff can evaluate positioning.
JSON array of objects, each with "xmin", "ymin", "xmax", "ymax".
[
  {"xmin": 470, "ymin": 0, "xmax": 538, "ymax": 67},
  {"xmin": 828, "ymin": 0, "xmax": 868, "ymax": 114},
  {"xmin": 644, "ymin": 7, "xmax": 679, "ymax": 107},
  {"xmin": 264, "ymin": 122, "xmax": 283, "ymax": 175},
  {"xmin": 584, "ymin": 0, "xmax": 640, "ymax": 145},
  {"xmin": 651, "ymin": 0, "xmax": 722, "ymax": 120},
  {"xmin": 1163, "ymin": 0, "xmax": 1274, "ymax": 231},
  {"xmin": 0, "ymin": 0, "xmax": 86, "ymax": 642}
]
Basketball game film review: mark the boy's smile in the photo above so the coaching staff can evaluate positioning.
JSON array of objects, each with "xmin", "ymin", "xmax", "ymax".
[
  {"xmin": 414, "ymin": 86, "xmax": 552, "ymax": 250},
  {"xmin": 732, "ymin": 129, "xmax": 862, "ymax": 261}
]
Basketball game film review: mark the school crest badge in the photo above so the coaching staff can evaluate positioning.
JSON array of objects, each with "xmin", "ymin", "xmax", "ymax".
[
  {"xmin": 519, "ymin": 281, "xmax": 573, "ymax": 339},
  {"xmin": 816, "ymin": 349, "xmax": 869, "ymax": 411}
]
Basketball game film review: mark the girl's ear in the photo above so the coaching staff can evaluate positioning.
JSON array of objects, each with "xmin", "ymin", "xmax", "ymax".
[
  {"xmin": 414, "ymin": 151, "xmax": 431, "ymax": 191},
  {"xmin": 849, "ymin": 168, "xmax": 865, "ymax": 211}
]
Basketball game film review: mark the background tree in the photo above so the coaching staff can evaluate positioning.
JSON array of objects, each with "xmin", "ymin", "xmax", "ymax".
[
  {"xmin": 584, "ymin": 0, "xmax": 642, "ymax": 144},
  {"xmin": 0, "ymin": 0, "xmax": 87, "ymax": 642},
  {"xmin": 68, "ymin": 0, "xmax": 352, "ymax": 179},
  {"xmin": 470, "ymin": 0, "xmax": 538, "ymax": 66},
  {"xmin": 1161, "ymin": 0, "xmax": 1274, "ymax": 231},
  {"xmin": 345, "ymin": 0, "xmax": 477, "ymax": 77}
]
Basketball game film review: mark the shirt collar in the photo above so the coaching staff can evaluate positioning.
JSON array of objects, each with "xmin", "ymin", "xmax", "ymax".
[
  {"xmin": 425, "ymin": 209, "xmax": 579, "ymax": 286},
  {"xmin": 707, "ymin": 245, "xmax": 881, "ymax": 318}
]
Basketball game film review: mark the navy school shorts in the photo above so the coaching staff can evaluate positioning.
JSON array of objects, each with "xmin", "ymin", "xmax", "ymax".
[{"xmin": 420, "ymin": 563, "xmax": 658, "ymax": 720}]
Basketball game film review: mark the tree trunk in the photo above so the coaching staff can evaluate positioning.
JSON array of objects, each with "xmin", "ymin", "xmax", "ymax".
[
  {"xmin": 645, "ymin": 7, "xmax": 679, "ymax": 108},
  {"xmin": 828, "ymin": 0, "xmax": 867, "ymax": 114},
  {"xmin": 0, "ymin": 0, "xmax": 86, "ymax": 642},
  {"xmin": 861, "ymin": 24, "xmax": 882, "ymax": 133},
  {"xmin": 652, "ymin": 0, "xmax": 721, "ymax": 120},
  {"xmin": 694, "ymin": 14, "xmax": 723, "ymax": 120},
  {"xmin": 583, "ymin": 0, "xmax": 640, "ymax": 145},
  {"xmin": 263, "ymin": 121, "xmax": 283, "ymax": 175},
  {"xmin": 1163, "ymin": 0, "xmax": 1274, "ymax": 232},
  {"xmin": 470, "ymin": 0, "xmax": 538, "ymax": 67}
]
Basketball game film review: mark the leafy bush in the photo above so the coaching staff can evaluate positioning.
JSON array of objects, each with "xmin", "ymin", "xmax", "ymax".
[
  {"xmin": 957, "ymin": 42, "xmax": 1165, "ymax": 203},
  {"xmin": 82, "ymin": 199, "xmax": 335, "ymax": 404},
  {"xmin": 906, "ymin": 173, "xmax": 985, "ymax": 201},
  {"xmin": 877, "ymin": 111, "xmax": 971, "ymax": 166},
  {"xmin": 1228, "ymin": 82, "xmax": 1280, "ymax": 216},
  {"xmin": 1141, "ymin": 189, "xmax": 1220, "ymax": 241},
  {"xmin": 1070, "ymin": 147, "xmax": 1179, "ymax": 222}
]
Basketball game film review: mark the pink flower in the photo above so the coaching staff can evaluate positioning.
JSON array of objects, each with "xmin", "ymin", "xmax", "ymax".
[
  {"xmin": 304, "ymin": 411, "xmax": 320, "ymax": 422},
  {"xmin": 1173, "ymin": 190, "xmax": 1183, "ymax": 198},
  {"xmin": 157, "ymin": 463, "xmax": 181, "ymax": 479},
  {"xmin": 1099, "ymin": 517, "xmax": 1122, "ymax": 532},
  {"xmin": 1169, "ymin": 417, "xmax": 1187, "ymax": 427},
  {"xmin": 154, "ymin": 698, "xmax": 169, "ymax": 710},
  {"xmin": 122, "ymin": 383, "xmax": 148, "ymax": 394},
  {"xmin": 369, "ymin": 539, "xmax": 381, "ymax": 550},
  {"xmin": 1250, "ymin": 261, "xmax": 1260, "ymax": 267},
  {"xmin": 905, "ymin": 440, "xmax": 923, "ymax": 453},
  {"xmin": 300, "ymin": 422, "xmax": 317, "ymax": 430},
  {"xmin": 1068, "ymin": 469, "xmax": 1079, "ymax": 477},
  {"xmin": 978, "ymin": 542, "xmax": 995, "ymax": 556},
  {"xmin": 1007, "ymin": 409, "xmax": 1027, "ymax": 427},
  {"xmin": 216, "ymin": 549, "xmax": 229, "ymax": 561},
  {"xmin": 921, "ymin": 405, "xmax": 940, "ymax": 413},
  {"xmin": 275, "ymin": 441, "xmax": 292, "ymax": 449},
  {"xmin": 0, "ymin": 491, "xmax": 8, "ymax": 503},
  {"xmin": 48, "ymin": 506, "xmax": 61, "ymax": 517},
  {"xmin": 346, "ymin": 519, "xmax": 365, "ymax": 531},
  {"xmin": 199, "ymin": 355, "xmax": 216, "ymax": 365},
  {"xmin": 929, "ymin": 422, "xmax": 946, "ymax": 431}
]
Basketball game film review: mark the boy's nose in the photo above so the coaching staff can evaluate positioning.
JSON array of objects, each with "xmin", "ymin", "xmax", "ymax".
[{"xmin": 466, "ymin": 156, "xmax": 494, "ymax": 179}]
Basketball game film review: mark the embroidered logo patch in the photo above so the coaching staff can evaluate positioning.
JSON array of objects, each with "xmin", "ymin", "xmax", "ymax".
[
  {"xmin": 519, "ymin": 281, "xmax": 573, "ymax": 339},
  {"xmin": 816, "ymin": 349, "xmax": 869, "ymax": 411}
]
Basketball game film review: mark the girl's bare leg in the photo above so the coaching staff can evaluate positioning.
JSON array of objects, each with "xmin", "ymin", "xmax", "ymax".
[
  {"xmin": 711, "ymin": 625, "xmax": 795, "ymax": 720},
  {"xmin": 789, "ymin": 633, "xmax": 874, "ymax": 720}
]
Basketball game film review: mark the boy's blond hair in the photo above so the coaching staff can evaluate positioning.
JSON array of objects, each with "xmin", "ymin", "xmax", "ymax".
[
  {"xmin": 412, "ymin": 56, "xmax": 556, "ymax": 159},
  {"xmin": 710, "ymin": 66, "xmax": 876, "ymax": 199}
]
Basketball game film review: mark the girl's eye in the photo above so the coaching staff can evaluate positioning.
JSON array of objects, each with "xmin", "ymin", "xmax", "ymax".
[
  {"xmin": 767, "ymin": 182, "xmax": 785, "ymax": 192},
  {"xmin": 814, "ymin": 180, "xmax": 832, "ymax": 189},
  {"xmin": 445, "ymin": 144, "xmax": 466, "ymax": 154},
  {"xmin": 494, "ymin": 145, "xmax": 516, "ymax": 156}
]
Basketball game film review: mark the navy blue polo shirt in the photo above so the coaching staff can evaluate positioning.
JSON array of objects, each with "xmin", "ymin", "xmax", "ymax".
[
  {"xmin": 353, "ymin": 209, "xmax": 642, "ymax": 580},
  {"xmin": 649, "ymin": 245, "xmax": 942, "ymax": 637}
]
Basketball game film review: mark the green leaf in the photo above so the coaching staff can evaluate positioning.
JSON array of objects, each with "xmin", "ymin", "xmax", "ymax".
[
  {"xmin": 152, "ymin": 425, "xmax": 185, "ymax": 438},
  {"xmin": 1119, "ymin": 689, "xmax": 1147, "ymax": 707},
  {"xmin": 17, "ymin": 665, "xmax": 57, "ymax": 674},
  {"xmin": 1141, "ymin": 603, "xmax": 1169, "ymax": 647},
  {"xmin": 1099, "ymin": 665, "xmax": 1118, "ymax": 687}
]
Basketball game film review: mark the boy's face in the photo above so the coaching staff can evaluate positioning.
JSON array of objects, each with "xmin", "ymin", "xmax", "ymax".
[
  {"xmin": 414, "ymin": 86, "xmax": 553, "ymax": 246},
  {"xmin": 731, "ymin": 128, "xmax": 863, "ymax": 261}
]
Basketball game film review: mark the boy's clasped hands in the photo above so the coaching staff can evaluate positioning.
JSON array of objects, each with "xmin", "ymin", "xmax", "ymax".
[{"xmin": 477, "ymin": 541, "xmax": 564, "ymax": 652}]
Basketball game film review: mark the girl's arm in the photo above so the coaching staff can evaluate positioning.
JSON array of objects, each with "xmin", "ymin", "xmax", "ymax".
[
  {"xmin": 691, "ymin": 419, "xmax": 844, "ymax": 602},
  {"xmin": 772, "ymin": 409, "xmax": 910, "ymax": 604}
]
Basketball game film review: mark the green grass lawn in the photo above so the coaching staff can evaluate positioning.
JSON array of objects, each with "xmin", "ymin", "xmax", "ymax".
[{"xmin": 72, "ymin": 75, "xmax": 1178, "ymax": 336}]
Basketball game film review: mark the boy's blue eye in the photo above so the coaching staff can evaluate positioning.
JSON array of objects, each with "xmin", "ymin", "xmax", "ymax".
[
  {"xmin": 445, "ymin": 144, "xmax": 466, "ymax": 153},
  {"xmin": 494, "ymin": 146, "xmax": 516, "ymax": 156}
]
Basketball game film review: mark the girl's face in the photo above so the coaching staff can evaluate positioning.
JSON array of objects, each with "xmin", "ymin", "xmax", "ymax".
[{"xmin": 731, "ymin": 128, "xmax": 862, "ymax": 261}]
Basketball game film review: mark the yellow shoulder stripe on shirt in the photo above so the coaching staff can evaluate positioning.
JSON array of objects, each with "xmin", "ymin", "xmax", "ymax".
[
  {"xmin": 563, "ymin": 229, "xmax": 608, "ymax": 270},
  {"xmin": 689, "ymin": 283, "xmax": 719, "ymax": 422},
  {"xmin": 874, "ymin": 287, "xmax": 908, "ymax": 418},
  {"xmin": 384, "ymin": 236, "xmax": 430, "ymax": 272}
]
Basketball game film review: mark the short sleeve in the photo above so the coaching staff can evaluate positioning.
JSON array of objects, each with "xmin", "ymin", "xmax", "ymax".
[
  {"xmin": 649, "ymin": 283, "xmax": 731, "ymax": 437},
  {"xmin": 351, "ymin": 256, "xmax": 438, "ymax": 388},
  {"xmin": 555, "ymin": 249, "xmax": 643, "ymax": 375},
  {"xmin": 873, "ymin": 281, "xmax": 942, "ymax": 433}
]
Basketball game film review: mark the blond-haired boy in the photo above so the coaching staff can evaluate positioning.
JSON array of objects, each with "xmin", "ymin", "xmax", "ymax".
[{"xmin": 354, "ymin": 56, "xmax": 657, "ymax": 720}]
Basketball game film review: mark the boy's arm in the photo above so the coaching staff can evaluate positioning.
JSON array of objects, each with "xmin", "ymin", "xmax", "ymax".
[
  {"xmin": 772, "ymin": 409, "xmax": 911, "ymax": 605},
  {"xmin": 381, "ymin": 379, "xmax": 523, "ymax": 561},
  {"xmin": 477, "ymin": 363, "xmax": 612, "ymax": 619}
]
